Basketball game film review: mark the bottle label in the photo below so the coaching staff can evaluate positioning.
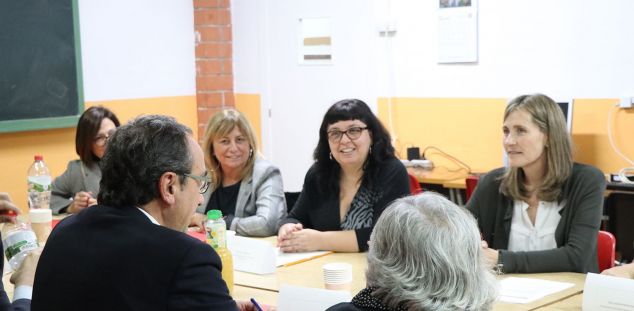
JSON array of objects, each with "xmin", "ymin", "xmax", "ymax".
[
  {"xmin": 3, "ymin": 231, "xmax": 38, "ymax": 261},
  {"xmin": 28, "ymin": 176, "xmax": 52, "ymax": 192},
  {"xmin": 205, "ymin": 222, "xmax": 226, "ymax": 249}
]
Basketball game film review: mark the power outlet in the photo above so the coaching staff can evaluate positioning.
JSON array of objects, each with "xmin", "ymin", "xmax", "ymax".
[{"xmin": 620, "ymin": 97, "xmax": 633, "ymax": 109}]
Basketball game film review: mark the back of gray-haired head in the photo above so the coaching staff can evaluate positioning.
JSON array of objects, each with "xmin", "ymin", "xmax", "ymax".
[
  {"xmin": 98, "ymin": 115, "xmax": 193, "ymax": 207},
  {"xmin": 366, "ymin": 192, "xmax": 497, "ymax": 311}
]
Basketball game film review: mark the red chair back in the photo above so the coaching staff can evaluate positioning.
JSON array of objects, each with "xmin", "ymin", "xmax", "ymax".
[
  {"xmin": 597, "ymin": 230, "xmax": 616, "ymax": 272},
  {"xmin": 465, "ymin": 175, "xmax": 480, "ymax": 202},
  {"xmin": 408, "ymin": 174, "xmax": 423, "ymax": 194}
]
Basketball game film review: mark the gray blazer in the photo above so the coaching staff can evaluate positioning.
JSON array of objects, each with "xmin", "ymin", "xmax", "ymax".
[
  {"xmin": 50, "ymin": 160, "xmax": 101, "ymax": 215},
  {"xmin": 197, "ymin": 157, "xmax": 287, "ymax": 237}
]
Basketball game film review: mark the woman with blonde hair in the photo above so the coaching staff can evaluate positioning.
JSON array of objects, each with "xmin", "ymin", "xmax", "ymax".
[
  {"xmin": 328, "ymin": 192, "xmax": 497, "ymax": 311},
  {"xmin": 467, "ymin": 93, "xmax": 605, "ymax": 273},
  {"xmin": 191, "ymin": 109, "xmax": 286, "ymax": 236}
]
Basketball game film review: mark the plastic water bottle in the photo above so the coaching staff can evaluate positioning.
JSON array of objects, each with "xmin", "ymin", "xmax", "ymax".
[
  {"xmin": 27, "ymin": 155, "xmax": 51, "ymax": 209},
  {"xmin": 1, "ymin": 220, "xmax": 39, "ymax": 271},
  {"xmin": 205, "ymin": 210, "xmax": 234, "ymax": 295}
]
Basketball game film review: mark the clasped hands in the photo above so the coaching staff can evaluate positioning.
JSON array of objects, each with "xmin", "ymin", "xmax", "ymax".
[
  {"xmin": 277, "ymin": 223, "xmax": 321, "ymax": 253},
  {"xmin": 68, "ymin": 191, "xmax": 97, "ymax": 213}
]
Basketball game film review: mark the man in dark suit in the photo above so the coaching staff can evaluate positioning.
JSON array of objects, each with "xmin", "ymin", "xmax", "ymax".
[
  {"xmin": 0, "ymin": 192, "xmax": 40, "ymax": 311},
  {"xmin": 31, "ymin": 115, "xmax": 256, "ymax": 311}
]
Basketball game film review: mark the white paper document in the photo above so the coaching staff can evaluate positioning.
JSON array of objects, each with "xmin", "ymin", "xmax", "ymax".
[
  {"xmin": 229, "ymin": 236, "xmax": 277, "ymax": 275},
  {"xmin": 277, "ymin": 284, "xmax": 351, "ymax": 311},
  {"xmin": 228, "ymin": 236, "xmax": 333, "ymax": 274},
  {"xmin": 583, "ymin": 273, "xmax": 634, "ymax": 310},
  {"xmin": 276, "ymin": 249, "xmax": 332, "ymax": 267},
  {"xmin": 498, "ymin": 277, "xmax": 574, "ymax": 304}
]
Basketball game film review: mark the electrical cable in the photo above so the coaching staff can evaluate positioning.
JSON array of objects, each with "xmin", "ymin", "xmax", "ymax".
[
  {"xmin": 607, "ymin": 104, "xmax": 634, "ymax": 183},
  {"xmin": 422, "ymin": 146, "xmax": 471, "ymax": 173}
]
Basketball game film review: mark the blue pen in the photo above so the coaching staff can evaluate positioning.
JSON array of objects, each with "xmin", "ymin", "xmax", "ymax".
[{"xmin": 250, "ymin": 298, "xmax": 264, "ymax": 311}]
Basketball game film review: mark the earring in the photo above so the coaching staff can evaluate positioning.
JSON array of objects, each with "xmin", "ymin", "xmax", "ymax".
[
  {"xmin": 249, "ymin": 148, "xmax": 253, "ymax": 157},
  {"xmin": 369, "ymin": 146, "xmax": 372, "ymax": 154},
  {"xmin": 329, "ymin": 152, "xmax": 333, "ymax": 160}
]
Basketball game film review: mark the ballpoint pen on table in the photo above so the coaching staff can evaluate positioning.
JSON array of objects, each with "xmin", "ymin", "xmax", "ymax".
[{"xmin": 250, "ymin": 298, "xmax": 264, "ymax": 311}]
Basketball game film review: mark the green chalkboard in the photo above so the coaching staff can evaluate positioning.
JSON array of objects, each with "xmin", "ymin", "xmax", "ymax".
[{"xmin": 0, "ymin": 0, "xmax": 84, "ymax": 133}]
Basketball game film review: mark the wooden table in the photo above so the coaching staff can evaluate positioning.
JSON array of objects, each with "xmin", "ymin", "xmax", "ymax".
[
  {"xmin": 535, "ymin": 293, "xmax": 582, "ymax": 310},
  {"xmin": 233, "ymin": 247, "xmax": 586, "ymax": 310},
  {"xmin": 407, "ymin": 166, "xmax": 469, "ymax": 186}
]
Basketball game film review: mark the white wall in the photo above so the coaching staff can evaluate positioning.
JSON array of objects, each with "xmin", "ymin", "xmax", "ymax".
[
  {"xmin": 233, "ymin": 0, "xmax": 379, "ymax": 191},
  {"xmin": 78, "ymin": 0, "xmax": 196, "ymax": 101},
  {"xmin": 233, "ymin": 0, "xmax": 634, "ymax": 190}
]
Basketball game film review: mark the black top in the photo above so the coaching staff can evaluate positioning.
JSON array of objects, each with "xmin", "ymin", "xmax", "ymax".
[
  {"xmin": 205, "ymin": 182, "xmax": 241, "ymax": 229},
  {"xmin": 280, "ymin": 158, "xmax": 410, "ymax": 251},
  {"xmin": 327, "ymin": 287, "xmax": 406, "ymax": 311}
]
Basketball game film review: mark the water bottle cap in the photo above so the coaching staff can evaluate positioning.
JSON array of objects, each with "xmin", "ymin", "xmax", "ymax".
[
  {"xmin": 207, "ymin": 209, "xmax": 222, "ymax": 220},
  {"xmin": 34, "ymin": 155, "xmax": 43, "ymax": 161}
]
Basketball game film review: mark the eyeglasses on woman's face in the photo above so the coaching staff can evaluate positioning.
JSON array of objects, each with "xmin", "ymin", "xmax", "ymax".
[
  {"xmin": 183, "ymin": 172, "xmax": 211, "ymax": 194},
  {"xmin": 93, "ymin": 129, "xmax": 117, "ymax": 147},
  {"xmin": 327, "ymin": 126, "xmax": 368, "ymax": 143}
]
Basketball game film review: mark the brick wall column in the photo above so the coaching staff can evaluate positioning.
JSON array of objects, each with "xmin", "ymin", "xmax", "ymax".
[{"xmin": 194, "ymin": 0, "xmax": 233, "ymax": 139}]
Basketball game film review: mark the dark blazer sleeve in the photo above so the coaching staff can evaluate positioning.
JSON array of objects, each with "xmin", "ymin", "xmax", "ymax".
[
  {"xmin": 499, "ymin": 165, "xmax": 605, "ymax": 273},
  {"xmin": 167, "ymin": 242, "xmax": 238, "ymax": 311},
  {"xmin": 354, "ymin": 158, "xmax": 410, "ymax": 251}
]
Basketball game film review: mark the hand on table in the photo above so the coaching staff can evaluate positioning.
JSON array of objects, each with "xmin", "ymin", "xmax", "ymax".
[
  {"xmin": 235, "ymin": 300, "xmax": 257, "ymax": 311},
  {"xmin": 481, "ymin": 240, "xmax": 499, "ymax": 269},
  {"xmin": 0, "ymin": 192, "xmax": 20, "ymax": 223},
  {"xmin": 601, "ymin": 263, "xmax": 634, "ymax": 279},
  {"xmin": 10, "ymin": 247, "xmax": 43, "ymax": 287},
  {"xmin": 68, "ymin": 191, "xmax": 96, "ymax": 213},
  {"xmin": 278, "ymin": 228, "xmax": 322, "ymax": 253},
  {"xmin": 277, "ymin": 223, "xmax": 302, "ymax": 243}
]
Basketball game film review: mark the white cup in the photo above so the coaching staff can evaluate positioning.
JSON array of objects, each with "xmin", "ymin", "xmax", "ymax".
[
  {"xmin": 226, "ymin": 230, "xmax": 236, "ymax": 250},
  {"xmin": 322, "ymin": 263, "xmax": 352, "ymax": 291},
  {"xmin": 29, "ymin": 208, "xmax": 52, "ymax": 244}
]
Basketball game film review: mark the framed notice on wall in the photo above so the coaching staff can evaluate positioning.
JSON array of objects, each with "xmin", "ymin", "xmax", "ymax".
[
  {"xmin": 298, "ymin": 17, "xmax": 332, "ymax": 65},
  {"xmin": 437, "ymin": 0, "xmax": 478, "ymax": 63}
]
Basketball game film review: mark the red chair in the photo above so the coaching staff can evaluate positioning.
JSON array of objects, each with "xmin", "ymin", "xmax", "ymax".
[
  {"xmin": 408, "ymin": 173, "xmax": 423, "ymax": 194},
  {"xmin": 597, "ymin": 230, "xmax": 616, "ymax": 273},
  {"xmin": 465, "ymin": 175, "xmax": 480, "ymax": 202}
]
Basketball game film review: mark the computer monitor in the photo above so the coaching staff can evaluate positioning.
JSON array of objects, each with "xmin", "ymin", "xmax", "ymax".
[{"xmin": 557, "ymin": 101, "xmax": 573, "ymax": 133}]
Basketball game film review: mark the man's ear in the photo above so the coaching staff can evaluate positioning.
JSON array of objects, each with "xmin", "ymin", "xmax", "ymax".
[{"xmin": 159, "ymin": 172, "xmax": 178, "ymax": 205}]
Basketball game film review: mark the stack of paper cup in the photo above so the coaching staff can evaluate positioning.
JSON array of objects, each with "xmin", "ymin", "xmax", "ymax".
[{"xmin": 322, "ymin": 263, "xmax": 352, "ymax": 291}]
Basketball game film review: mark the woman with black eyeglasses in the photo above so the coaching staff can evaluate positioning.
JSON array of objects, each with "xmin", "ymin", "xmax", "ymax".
[
  {"xmin": 50, "ymin": 106, "xmax": 120, "ymax": 214},
  {"xmin": 277, "ymin": 99, "xmax": 410, "ymax": 252}
]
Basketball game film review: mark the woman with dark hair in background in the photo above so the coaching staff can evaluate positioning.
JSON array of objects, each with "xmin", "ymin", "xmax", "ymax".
[
  {"xmin": 50, "ymin": 106, "xmax": 120, "ymax": 214},
  {"xmin": 278, "ymin": 99, "xmax": 409, "ymax": 252},
  {"xmin": 467, "ymin": 94, "xmax": 605, "ymax": 273}
]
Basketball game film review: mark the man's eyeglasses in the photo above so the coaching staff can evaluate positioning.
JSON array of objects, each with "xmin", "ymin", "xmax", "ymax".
[
  {"xmin": 93, "ymin": 129, "xmax": 116, "ymax": 147},
  {"xmin": 183, "ymin": 173, "xmax": 211, "ymax": 194},
  {"xmin": 327, "ymin": 126, "xmax": 368, "ymax": 143}
]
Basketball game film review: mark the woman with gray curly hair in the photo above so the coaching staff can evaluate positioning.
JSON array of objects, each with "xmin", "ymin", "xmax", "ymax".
[{"xmin": 328, "ymin": 192, "xmax": 497, "ymax": 311}]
